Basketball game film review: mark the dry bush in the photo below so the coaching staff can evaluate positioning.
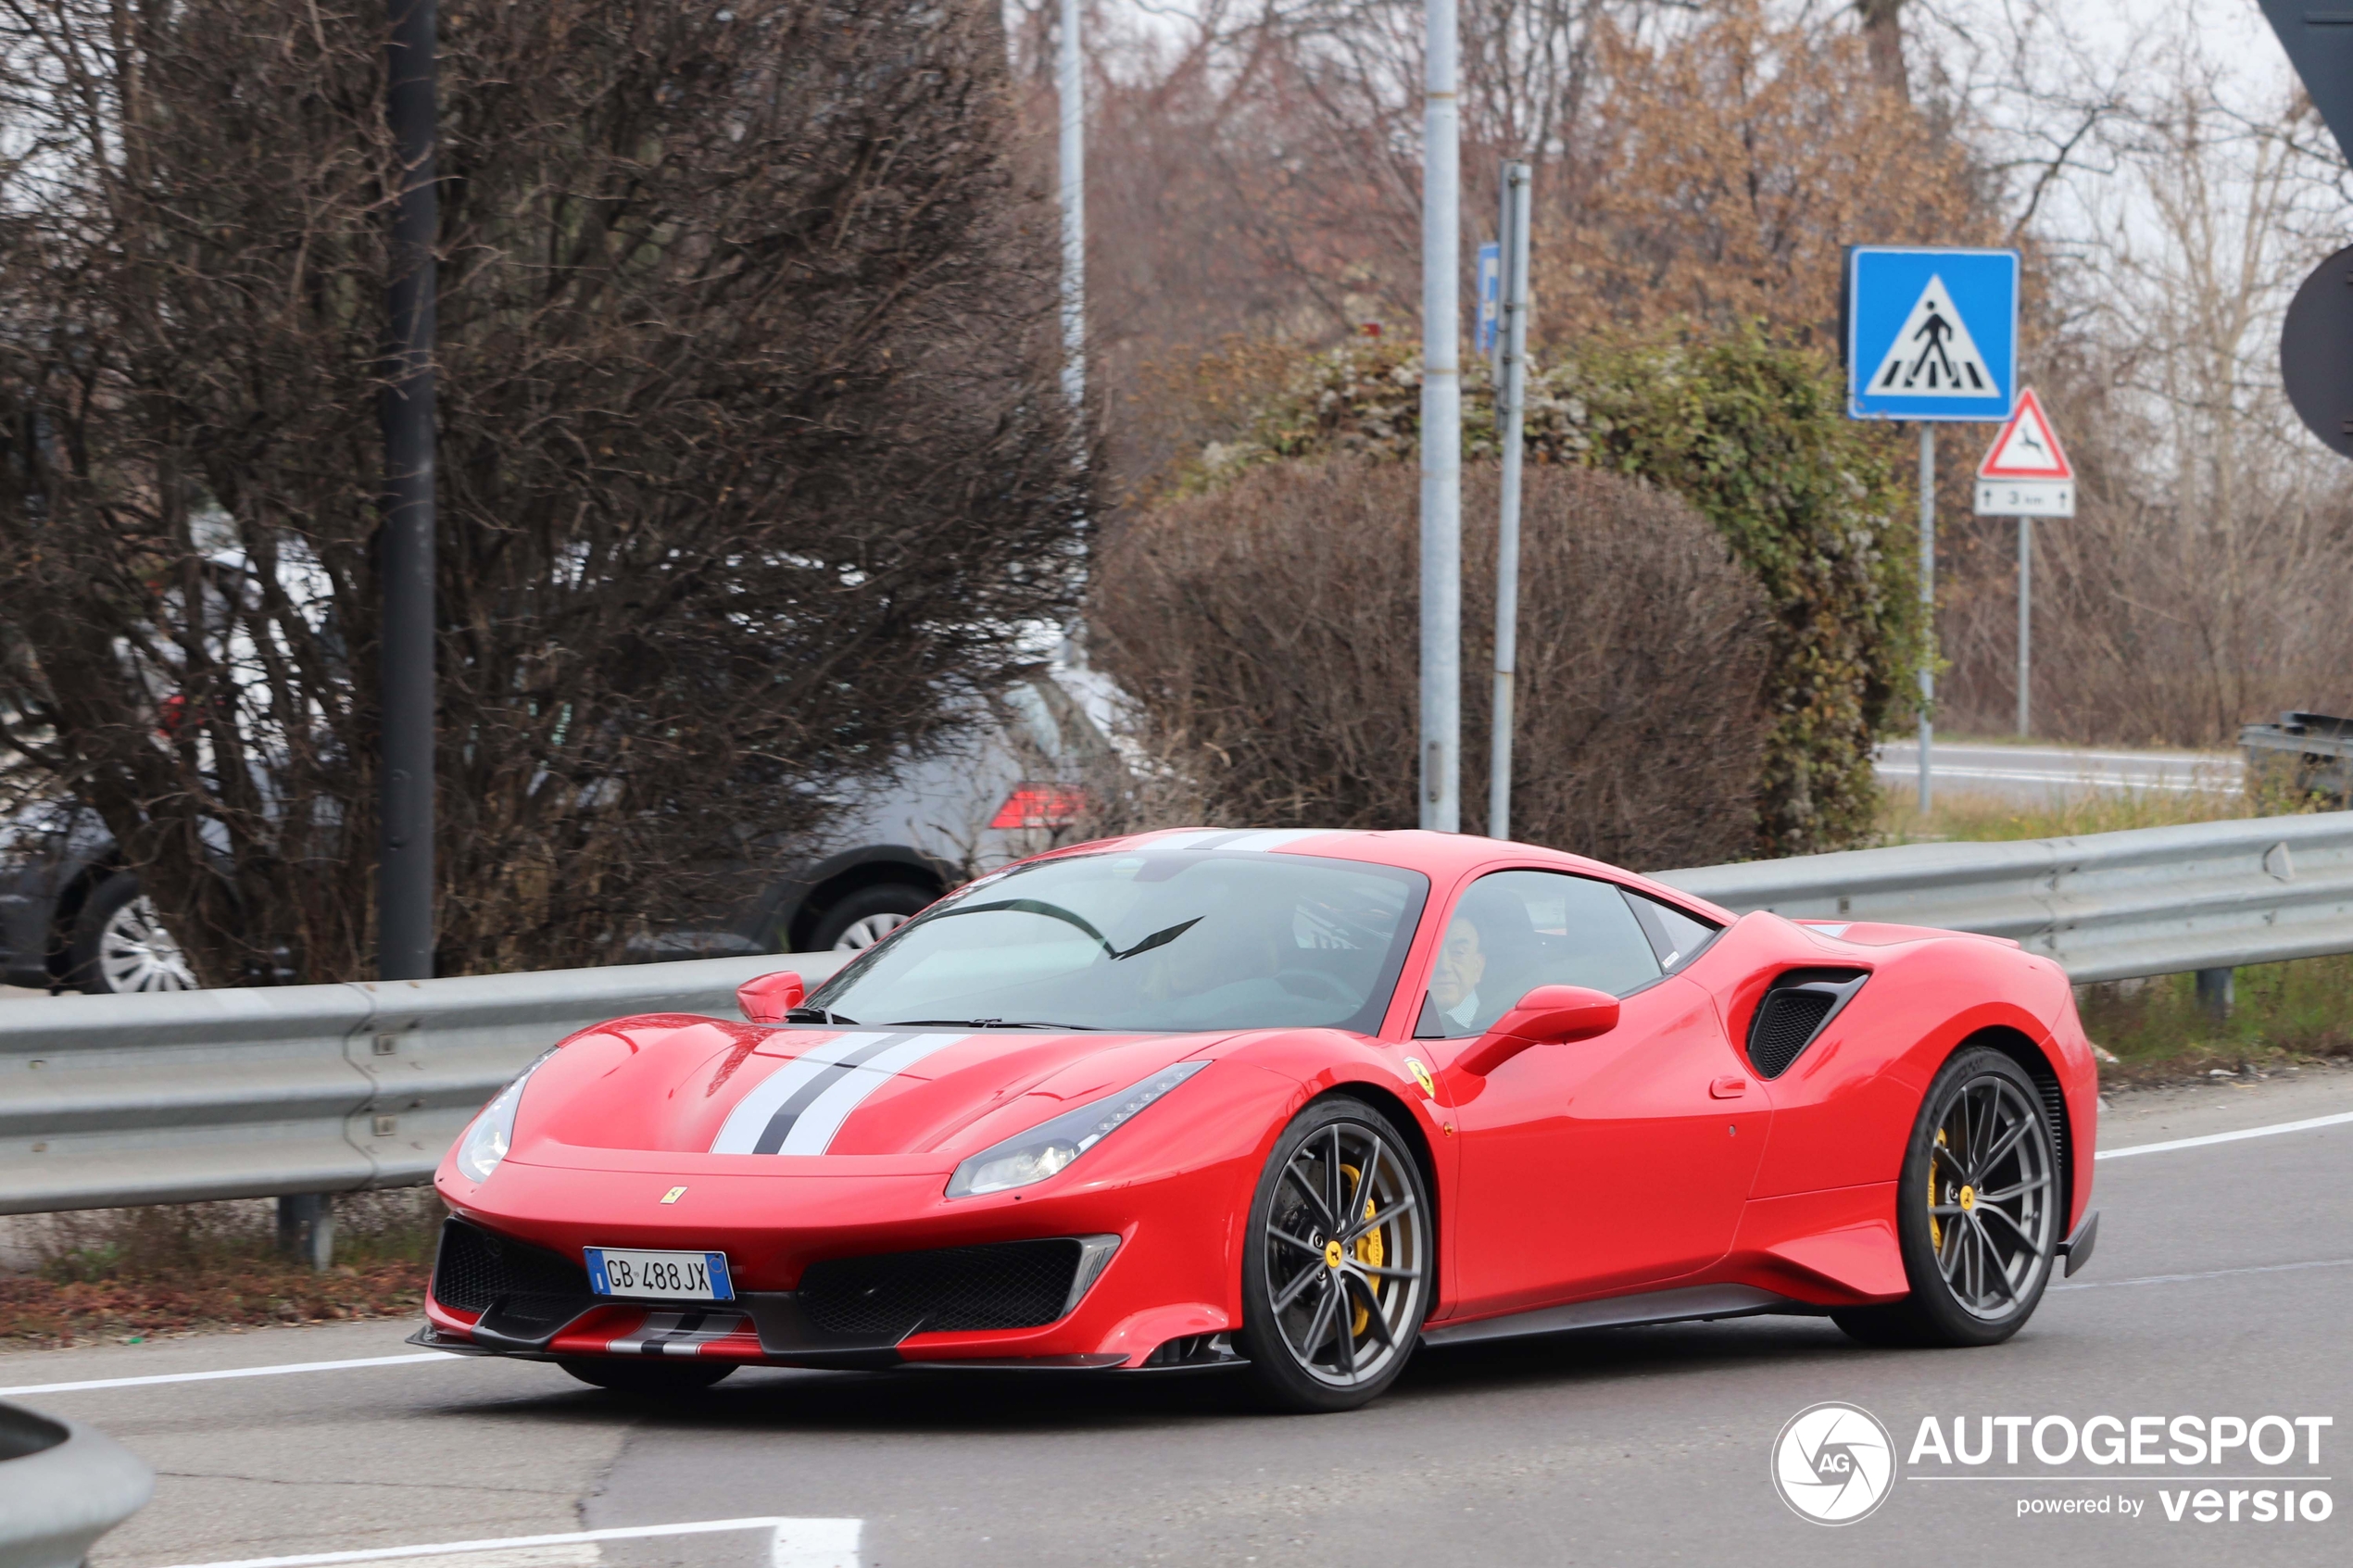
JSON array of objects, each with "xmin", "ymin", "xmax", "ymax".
[{"xmin": 1090, "ymin": 455, "xmax": 1770, "ymax": 869}]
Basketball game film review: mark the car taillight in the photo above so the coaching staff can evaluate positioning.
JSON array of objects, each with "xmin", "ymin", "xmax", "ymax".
[{"xmin": 989, "ymin": 784, "xmax": 1088, "ymax": 830}]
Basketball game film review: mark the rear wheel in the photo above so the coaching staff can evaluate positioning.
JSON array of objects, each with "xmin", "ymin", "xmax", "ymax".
[
  {"xmin": 68, "ymin": 872, "xmax": 198, "ymax": 995},
  {"xmin": 558, "ymin": 1357, "xmax": 736, "ymax": 1396},
  {"xmin": 1238, "ymin": 1097, "xmax": 1430, "ymax": 1412},
  {"xmin": 1834, "ymin": 1047, "xmax": 2060, "ymax": 1348}
]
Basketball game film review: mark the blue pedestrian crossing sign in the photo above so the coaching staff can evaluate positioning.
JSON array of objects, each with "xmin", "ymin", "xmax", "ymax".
[{"xmin": 1844, "ymin": 246, "xmax": 2019, "ymax": 421}]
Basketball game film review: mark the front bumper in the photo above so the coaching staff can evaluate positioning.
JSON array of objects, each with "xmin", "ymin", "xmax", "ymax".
[{"xmin": 424, "ymin": 1149, "xmax": 1254, "ymax": 1371}]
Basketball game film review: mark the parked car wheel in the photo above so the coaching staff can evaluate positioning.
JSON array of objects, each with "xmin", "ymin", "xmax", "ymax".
[
  {"xmin": 811, "ymin": 882, "xmax": 936, "ymax": 951},
  {"xmin": 68, "ymin": 872, "xmax": 199, "ymax": 995}
]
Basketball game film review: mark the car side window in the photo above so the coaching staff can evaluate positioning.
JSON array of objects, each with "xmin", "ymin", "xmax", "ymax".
[
  {"xmin": 1622, "ymin": 890, "xmax": 1721, "ymax": 973},
  {"xmin": 1415, "ymin": 870, "xmax": 1664, "ymax": 1038}
]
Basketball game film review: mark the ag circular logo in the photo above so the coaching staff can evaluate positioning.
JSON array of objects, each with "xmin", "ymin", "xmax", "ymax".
[{"xmin": 1771, "ymin": 1402, "xmax": 1896, "ymax": 1524}]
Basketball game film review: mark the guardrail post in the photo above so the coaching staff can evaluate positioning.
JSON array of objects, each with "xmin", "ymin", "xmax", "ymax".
[
  {"xmin": 276, "ymin": 1195, "xmax": 334, "ymax": 1271},
  {"xmin": 2195, "ymin": 966, "xmax": 2234, "ymax": 1022}
]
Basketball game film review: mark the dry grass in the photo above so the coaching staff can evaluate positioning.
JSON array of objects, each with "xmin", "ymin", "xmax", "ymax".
[
  {"xmin": 0, "ymin": 1190, "xmax": 440, "ymax": 1348},
  {"xmin": 2080, "ymin": 959, "xmax": 2353, "ymax": 1082},
  {"xmin": 1872, "ymin": 780, "xmax": 2255, "ymax": 845}
]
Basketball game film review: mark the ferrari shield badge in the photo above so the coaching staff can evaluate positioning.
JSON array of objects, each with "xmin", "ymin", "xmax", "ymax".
[{"xmin": 1403, "ymin": 1057, "xmax": 1437, "ymax": 1098}]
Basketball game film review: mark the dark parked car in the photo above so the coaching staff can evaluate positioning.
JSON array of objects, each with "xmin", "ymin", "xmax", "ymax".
[{"xmin": 1, "ymin": 666, "xmax": 1122, "ymax": 994}]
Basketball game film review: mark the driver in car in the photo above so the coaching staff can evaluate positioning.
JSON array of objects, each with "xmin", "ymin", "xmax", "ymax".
[{"xmin": 1428, "ymin": 912, "xmax": 1488, "ymax": 1034}]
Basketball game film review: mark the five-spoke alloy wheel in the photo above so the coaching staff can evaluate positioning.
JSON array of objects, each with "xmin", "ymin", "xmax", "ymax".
[
  {"xmin": 1836, "ymin": 1047, "xmax": 2061, "ymax": 1348},
  {"xmin": 1239, "ymin": 1096, "xmax": 1430, "ymax": 1411}
]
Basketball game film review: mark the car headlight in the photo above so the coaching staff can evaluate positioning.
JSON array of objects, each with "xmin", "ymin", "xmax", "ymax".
[
  {"xmin": 947, "ymin": 1060, "xmax": 1210, "ymax": 1198},
  {"xmin": 453, "ymin": 1048, "xmax": 558, "ymax": 1184}
]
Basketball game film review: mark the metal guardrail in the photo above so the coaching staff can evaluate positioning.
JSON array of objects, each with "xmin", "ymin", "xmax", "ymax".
[
  {"xmin": 1655, "ymin": 809, "xmax": 2353, "ymax": 985},
  {"xmin": 2, "ymin": 810, "xmax": 2351, "ymax": 1219},
  {"xmin": 0, "ymin": 1403, "xmax": 152, "ymax": 1568},
  {"xmin": 0, "ymin": 950, "xmax": 849, "ymax": 1217}
]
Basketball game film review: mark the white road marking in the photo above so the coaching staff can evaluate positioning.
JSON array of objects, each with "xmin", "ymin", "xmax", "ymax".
[
  {"xmin": 344, "ymin": 1550, "xmax": 596, "ymax": 1568},
  {"xmin": 2050, "ymin": 1257, "xmax": 2353, "ymax": 1292},
  {"xmin": 1870, "ymin": 762, "xmax": 2222, "ymax": 794},
  {"xmin": 2095, "ymin": 1109, "xmax": 2353, "ymax": 1160},
  {"xmin": 0, "ymin": 1350, "xmax": 458, "ymax": 1399},
  {"xmin": 150, "ymin": 1516, "xmax": 862, "ymax": 1568}
]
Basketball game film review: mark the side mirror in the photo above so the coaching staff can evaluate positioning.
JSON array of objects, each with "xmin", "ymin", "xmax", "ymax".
[
  {"xmin": 736, "ymin": 971, "xmax": 805, "ymax": 1025},
  {"xmin": 1456, "ymin": 985, "xmax": 1620, "ymax": 1076}
]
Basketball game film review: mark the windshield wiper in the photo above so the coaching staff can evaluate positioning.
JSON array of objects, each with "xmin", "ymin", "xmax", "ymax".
[
  {"xmin": 786, "ymin": 1005, "xmax": 857, "ymax": 1024},
  {"xmin": 884, "ymin": 1018, "xmax": 1110, "ymax": 1032}
]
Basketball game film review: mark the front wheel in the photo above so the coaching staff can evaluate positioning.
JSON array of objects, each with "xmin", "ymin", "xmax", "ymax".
[
  {"xmin": 812, "ymin": 882, "xmax": 936, "ymax": 951},
  {"xmin": 558, "ymin": 1357, "xmax": 736, "ymax": 1396},
  {"xmin": 1237, "ymin": 1097, "xmax": 1431, "ymax": 1412},
  {"xmin": 1834, "ymin": 1046, "xmax": 2061, "ymax": 1348}
]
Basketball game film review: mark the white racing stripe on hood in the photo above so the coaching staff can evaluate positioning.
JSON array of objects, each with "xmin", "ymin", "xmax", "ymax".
[
  {"xmin": 710, "ymin": 1033, "xmax": 909, "ymax": 1155},
  {"xmin": 774, "ymin": 1031, "xmax": 970, "ymax": 1154}
]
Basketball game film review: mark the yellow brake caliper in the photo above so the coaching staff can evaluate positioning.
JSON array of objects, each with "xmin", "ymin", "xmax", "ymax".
[
  {"xmin": 1339, "ymin": 1164, "xmax": 1382, "ymax": 1337},
  {"xmin": 1930, "ymin": 1128, "xmax": 1947, "ymax": 1251}
]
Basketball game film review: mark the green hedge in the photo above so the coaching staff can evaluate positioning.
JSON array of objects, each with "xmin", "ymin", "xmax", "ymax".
[{"xmin": 1187, "ymin": 323, "xmax": 1920, "ymax": 857}]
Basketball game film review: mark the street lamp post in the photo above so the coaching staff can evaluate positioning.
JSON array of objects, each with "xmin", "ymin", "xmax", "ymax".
[
  {"xmin": 1419, "ymin": 0, "xmax": 1461, "ymax": 832},
  {"xmin": 380, "ymin": 0, "xmax": 437, "ymax": 983}
]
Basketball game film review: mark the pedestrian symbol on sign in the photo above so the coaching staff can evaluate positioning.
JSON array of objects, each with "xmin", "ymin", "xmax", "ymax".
[{"xmin": 1867, "ymin": 275, "xmax": 1994, "ymax": 396}]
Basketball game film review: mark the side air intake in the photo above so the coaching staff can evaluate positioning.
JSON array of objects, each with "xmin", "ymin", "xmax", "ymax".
[{"xmin": 1745, "ymin": 970, "xmax": 1869, "ymax": 1078}]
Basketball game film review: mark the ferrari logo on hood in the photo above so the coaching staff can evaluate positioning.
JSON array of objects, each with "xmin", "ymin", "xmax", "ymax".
[{"xmin": 660, "ymin": 1186, "xmax": 687, "ymax": 1204}]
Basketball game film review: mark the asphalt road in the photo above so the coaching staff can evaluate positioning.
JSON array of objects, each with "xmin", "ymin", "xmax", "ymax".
[
  {"xmin": 7, "ymin": 1069, "xmax": 2351, "ymax": 1568},
  {"xmin": 1875, "ymin": 741, "xmax": 2243, "ymax": 804}
]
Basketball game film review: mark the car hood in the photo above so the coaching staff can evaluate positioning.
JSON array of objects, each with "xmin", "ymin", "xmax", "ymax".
[{"xmin": 507, "ymin": 1013, "xmax": 1226, "ymax": 1169}]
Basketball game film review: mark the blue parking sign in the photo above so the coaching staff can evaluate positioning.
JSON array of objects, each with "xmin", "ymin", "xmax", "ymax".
[{"xmin": 1845, "ymin": 246, "xmax": 2018, "ymax": 421}]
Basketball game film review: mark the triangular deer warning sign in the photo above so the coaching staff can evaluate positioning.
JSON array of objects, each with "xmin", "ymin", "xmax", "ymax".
[
  {"xmin": 1865, "ymin": 274, "xmax": 1996, "ymax": 396},
  {"xmin": 1977, "ymin": 388, "xmax": 2072, "ymax": 480}
]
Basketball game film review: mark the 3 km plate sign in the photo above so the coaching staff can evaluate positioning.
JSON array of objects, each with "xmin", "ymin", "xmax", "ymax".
[
  {"xmin": 1844, "ymin": 246, "xmax": 2020, "ymax": 421},
  {"xmin": 1974, "ymin": 388, "xmax": 2075, "ymax": 517}
]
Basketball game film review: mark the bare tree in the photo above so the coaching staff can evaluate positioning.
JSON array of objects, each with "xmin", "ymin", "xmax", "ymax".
[
  {"xmin": 0, "ymin": 0, "xmax": 1084, "ymax": 983},
  {"xmin": 1935, "ymin": 23, "xmax": 2353, "ymax": 743}
]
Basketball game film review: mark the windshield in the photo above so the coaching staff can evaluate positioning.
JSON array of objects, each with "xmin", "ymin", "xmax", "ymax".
[{"xmin": 805, "ymin": 849, "xmax": 1428, "ymax": 1035}]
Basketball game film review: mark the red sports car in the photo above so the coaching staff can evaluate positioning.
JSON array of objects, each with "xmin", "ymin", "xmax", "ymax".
[{"xmin": 413, "ymin": 827, "xmax": 2101, "ymax": 1411}]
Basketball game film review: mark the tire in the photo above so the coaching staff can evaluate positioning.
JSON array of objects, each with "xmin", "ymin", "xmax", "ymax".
[
  {"xmin": 67, "ymin": 872, "xmax": 198, "ymax": 995},
  {"xmin": 810, "ymin": 882, "xmax": 936, "ymax": 951},
  {"xmin": 558, "ymin": 1357, "xmax": 736, "ymax": 1396},
  {"xmin": 1237, "ymin": 1096, "xmax": 1431, "ymax": 1413},
  {"xmin": 1833, "ymin": 1046, "xmax": 2061, "ymax": 1349}
]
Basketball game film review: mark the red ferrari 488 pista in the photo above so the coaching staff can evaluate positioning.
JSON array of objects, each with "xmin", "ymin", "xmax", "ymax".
[{"xmin": 415, "ymin": 828, "xmax": 2100, "ymax": 1411}]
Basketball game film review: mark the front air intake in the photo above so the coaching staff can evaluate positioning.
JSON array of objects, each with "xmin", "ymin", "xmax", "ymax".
[
  {"xmin": 430, "ymin": 1218, "xmax": 597, "ymax": 1334},
  {"xmin": 1744, "ymin": 970, "xmax": 1869, "ymax": 1078},
  {"xmin": 797, "ymin": 1238, "xmax": 1089, "ymax": 1338}
]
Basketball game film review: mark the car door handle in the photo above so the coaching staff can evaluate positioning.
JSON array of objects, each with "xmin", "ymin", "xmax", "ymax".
[{"xmin": 1709, "ymin": 1074, "xmax": 1748, "ymax": 1098}]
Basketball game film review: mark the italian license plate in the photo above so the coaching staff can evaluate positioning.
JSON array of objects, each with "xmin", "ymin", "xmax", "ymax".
[{"xmin": 584, "ymin": 1247, "xmax": 736, "ymax": 1301}]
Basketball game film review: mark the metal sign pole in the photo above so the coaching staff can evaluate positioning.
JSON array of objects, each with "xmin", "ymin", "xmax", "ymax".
[
  {"xmin": 1058, "ymin": 0, "xmax": 1085, "ymax": 408},
  {"xmin": 1488, "ymin": 161, "xmax": 1531, "ymax": 841},
  {"xmin": 1419, "ymin": 0, "xmax": 1461, "ymax": 832},
  {"xmin": 379, "ymin": 0, "xmax": 437, "ymax": 983},
  {"xmin": 2016, "ymin": 514, "xmax": 2032, "ymax": 736},
  {"xmin": 1918, "ymin": 424, "xmax": 1935, "ymax": 813}
]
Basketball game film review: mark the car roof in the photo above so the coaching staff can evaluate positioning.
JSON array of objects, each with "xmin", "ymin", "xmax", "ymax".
[{"xmin": 1025, "ymin": 827, "xmax": 1737, "ymax": 923}]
